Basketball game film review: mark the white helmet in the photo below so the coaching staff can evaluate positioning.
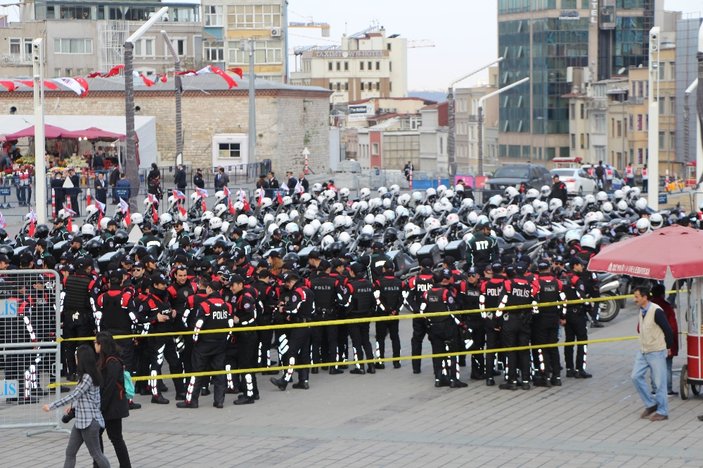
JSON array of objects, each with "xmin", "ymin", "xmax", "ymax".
[
  {"xmin": 629, "ymin": 187, "xmax": 642, "ymax": 200},
  {"xmin": 338, "ymin": 231, "xmax": 351, "ymax": 244},
  {"xmin": 549, "ymin": 198, "xmax": 563, "ymax": 211},
  {"xmin": 613, "ymin": 189, "xmax": 624, "ymax": 201},
  {"xmin": 502, "ymin": 224, "xmax": 516, "ymax": 239},
  {"xmin": 176, "ymin": 209, "xmax": 188, "ymax": 222},
  {"xmin": 210, "ymin": 217, "xmax": 223, "ymax": 230},
  {"xmin": 589, "ymin": 228, "xmax": 602, "ymax": 244},
  {"xmin": 289, "ymin": 209, "xmax": 300, "ymax": 221},
  {"xmin": 636, "ymin": 217, "xmax": 651, "ymax": 234},
  {"xmin": 70, "ymin": 224, "xmax": 79, "ymax": 235},
  {"xmin": 361, "ymin": 224, "xmax": 374, "ymax": 236},
  {"xmin": 398, "ymin": 193, "xmax": 411, "ymax": 206},
  {"xmin": 584, "ymin": 211, "xmax": 599, "ymax": 226},
  {"xmin": 285, "ymin": 222, "xmax": 300, "ymax": 234},
  {"xmin": 491, "ymin": 207, "xmax": 508, "ymax": 222},
  {"xmin": 432, "ymin": 201, "xmax": 444, "ymax": 214},
  {"xmin": 409, "ymin": 242, "xmax": 423, "ymax": 257},
  {"xmin": 565, "ymin": 229, "xmax": 582, "ymax": 244},
  {"xmin": 331, "ymin": 202, "xmax": 344, "ymax": 214},
  {"xmin": 426, "ymin": 187, "xmax": 437, "ymax": 199},
  {"xmin": 201, "ymin": 211, "xmax": 214, "ymax": 222},
  {"xmin": 622, "ymin": 185, "xmax": 632, "ymax": 195},
  {"xmin": 364, "ymin": 213, "xmax": 375, "ymax": 225},
  {"xmin": 99, "ymin": 217, "xmax": 111, "ymax": 230},
  {"xmin": 369, "ymin": 198, "xmax": 382, "ymax": 210},
  {"xmin": 81, "ymin": 223, "xmax": 96, "ymax": 237},
  {"xmin": 580, "ymin": 234, "xmax": 596, "ymax": 250},
  {"xmin": 506, "ymin": 204, "xmax": 519, "ymax": 217},
  {"xmin": 236, "ymin": 214, "xmax": 249, "ymax": 227},
  {"xmin": 504, "ymin": 186, "xmax": 519, "ymax": 201},
  {"xmin": 635, "ymin": 197, "xmax": 648, "ymax": 212},
  {"xmin": 383, "ymin": 209, "xmax": 395, "ymax": 222},
  {"xmin": 267, "ymin": 222, "xmax": 279, "ymax": 235},
  {"xmin": 303, "ymin": 223, "xmax": 317, "ymax": 237},
  {"xmin": 159, "ymin": 212, "xmax": 173, "ymax": 227},
  {"xmin": 218, "ymin": 221, "xmax": 227, "ymax": 233},
  {"xmin": 572, "ymin": 196, "xmax": 584, "ymax": 209},
  {"xmin": 396, "ymin": 205, "xmax": 409, "ymax": 218},
  {"xmin": 436, "ymin": 184, "xmax": 447, "ymax": 197},
  {"xmin": 263, "ymin": 213, "xmax": 275, "ymax": 225},
  {"xmin": 215, "ymin": 190, "xmax": 226, "ymax": 203},
  {"xmin": 356, "ymin": 200, "xmax": 369, "ymax": 213},
  {"xmin": 190, "ymin": 192, "xmax": 201, "ymax": 202},
  {"xmin": 310, "ymin": 219, "xmax": 322, "ymax": 231},
  {"xmin": 85, "ymin": 204, "xmax": 98, "ymax": 217},
  {"xmin": 389, "ymin": 184, "xmax": 400, "ymax": 194},
  {"xmin": 247, "ymin": 216, "xmax": 258, "ymax": 229},
  {"xmin": 382, "ymin": 198, "xmax": 392, "ymax": 209},
  {"xmin": 411, "ymin": 191, "xmax": 424, "ymax": 203},
  {"xmin": 446, "ymin": 213, "xmax": 460, "ymax": 226},
  {"xmin": 436, "ymin": 236, "xmax": 449, "ymax": 251},
  {"xmin": 130, "ymin": 212, "xmax": 144, "ymax": 225},
  {"xmin": 445, "ymin": 189, "xmax": 455, "ymax": 200},
  {"xmin": 650, "ymin": 212, "xmax": 664, "ymax": 229},
  {"xmin": 374, "ymin": 214, "xmax": 387, "ymax": 227},
  {"xmin": 261, "ymin": 197, "xmax": 273, "ymax": 209},
  {"xmin": 193, "ymin": 225, "xmax": 204, "ymax": 238},
  {"xmin": 467, "ymin": 211, "xmax": 479, "ymax": 225},
  {"xmin": 359, "ymin": 187, "xmax": 371, "ymax": 200},
  {"xmin": 526, "ymin": 188, "xmax": 539, "ymax": 200},
  {"xmin": 523, "ymin": 220, "xmax": 537, "ymax": 236},
  {"xmin": 143, "ymin": 197, "xmax": 154, "ymax": 207},
  {"xmin": 282, "ymin": 195, "xmax": 293, "ymax": 206},
  {"xmin": 488, "ymin": 195, "xmax": 503, "ymax": 207},
  {"xmin": 405, "ymin": 223, "xmax": 423, "ymax": 238},
  {"xmin": 601, "ymin": 201, "xmax": 613, "ymax": 214},
  {"xmin": 214, "ymin": 204, "xmax": 228, "ymax": 217},
  {"xmin": 276, "ymin": 213, "xmax": 290, "ymax": 225},
  {"xmin": 520, "ymin": 204, "xmax": 534, "ymax": 216},
  {"xmin": 300, "ymin": 193, "xmax": 312, "ymax": 204},
  {"xmin": 596, "ymin": 191, "xmax": 609, "ymax": 203},
  {"xmin": 57, "ymin": 209, "xmax": 72, "ymax": 221},
  {"xmin": 320, "ymin": 234, "xmax": 335, "ymax": 251},
  {"xmin": 323, "ymin": 189, "xmax": 336, "ymax": 200},
  {"xmin": 540, "ymin": 185, "xmax": 551, "ymax": 197},
  {"xmin": 319, "ymin": 221, "xmax": 335, "ymax": 237},
  {"xmin": 461, "ymin": 198, "xmax": 474, "ymax": 209},
  {"xmin": 425, "ymin": 217, "xmax": 441, "ymax": 232},
  {"xmin": 584, "ymin": 194, "xmax": 596, "ymax": 206},
  {"xmin": 617, "ymin": 200, "xmax": 629, "ymax": 213},
  {"xmin": 378, "ymin": 186, "xmax": 388, "ymax": 196},
  {"xmin": 339, "ymin": 187, "xmax": 350, "ymax": 198}
]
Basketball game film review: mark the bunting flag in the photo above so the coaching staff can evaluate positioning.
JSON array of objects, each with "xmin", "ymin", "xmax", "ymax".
[
  {"xmin": 172, "ymin": 189, "xmax": 186, "ymax": 201},
  {"xmin": 103, "ymin": 64, "xmax": 124, "ymax": 78},
  {"xmin": 178, "ymin": 204, "xmax": 187, "ymax": 219},
  {"xmin": 147, "ymin": 193, "xmax": 158, "ymax": 205},
  {"xmin": 276, "ymin": 191, "xmax": 283, "ymax": 206},
  {"xmin": 152, "ymin": 204, "xmax": 159, "ymax": 224},
  {"xmin": 52, "ymin": 77, "xmax": 88, "ymax": 96},
  {"xmin": 0, "ymin": 212, "xmax": 6, "ymax": 229},
  {"xmin": 119, "ymin": 198, "xmax": 131, "ymax": 226},
  {"xmin": 15, "ymin": 80, "xmax": 59, "ymax": 90},
  {"xmin": 85, "ymin": 188, "xmax": 91, "ymax": 207},
  {"xmin": 195, "ymin": 187, "xmax": 209, "ymax": 198},
  {"xmin": 196, "ymin": 65, "xmax": 237, "ymax": 89},
  {"xmin": 0, "ymin": 81, "xmax": 16, "ymax": 92},
  {"xmin": 95, "ymin": 199, "xmax": 105, "ymax": 228},
  {"xmin": 228, "ymin": 67, "xmax": 244, "ymax": 79},
  {"xmin": 294, "ymin": 181, "xmax": 305, "ymax": 195},
  {"xmin": 66, "ymin": 215, "xmax": 73, "ymax": 233}
]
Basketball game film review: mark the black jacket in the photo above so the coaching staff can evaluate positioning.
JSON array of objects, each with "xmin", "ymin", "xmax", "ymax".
[
  {"xmin": 174, "ymin": 169, "xmax": 186, "ymax": 189},
  {"xmin": 100, "ymin": 356, "xmax": 129, "ymax": 421}
]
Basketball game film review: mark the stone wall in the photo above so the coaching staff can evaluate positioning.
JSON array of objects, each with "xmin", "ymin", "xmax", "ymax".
[{"xmin": 0, "ymin": 87, "xmax": 330, "ymax": 174}]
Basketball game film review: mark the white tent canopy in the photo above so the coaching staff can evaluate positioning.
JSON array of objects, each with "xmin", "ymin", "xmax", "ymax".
[{"xmin": 0, "ymin": 114, "xmax": 157, "ymax": 169}]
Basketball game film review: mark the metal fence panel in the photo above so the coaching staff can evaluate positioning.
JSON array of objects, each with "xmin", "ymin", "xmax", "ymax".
[{"xmin": 0, "ymin": 269, "xmax": 62, "ymax": 433}]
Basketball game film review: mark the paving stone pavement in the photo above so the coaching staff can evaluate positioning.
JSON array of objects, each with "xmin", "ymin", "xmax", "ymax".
[{"xmin": 2, "ymin": 304, "xmax": 703, "ymax": 467}]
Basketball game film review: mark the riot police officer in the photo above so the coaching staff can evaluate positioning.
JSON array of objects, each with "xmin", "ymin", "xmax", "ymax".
[
  {"xmin": 402, "ymin": 258, "xmax": 435, "ymax": 374},
  {"xmin": 458, "ymin": 266, "xmax": 484, "ymax": 379},
  {"xmin": 466, "ymin": 221, "xmax": 498, "ymax": 271},
  {"xmin": 479, "ymin": 262, "xmax": 505, "ymax": 386},
  {"xmin": 230, "ymin": 274, "xmax": 260, "ymax": 405},
  {"xmin": 373, "ymin": 261, "xmax": 403, "ymax": 369},
  {"xmin": 344, "ymin": 263, "xmax": 376, "ymax": 375},
  {"xmin": 563, "ymin": 258, "xmax": 592, "ymax": 379},
  {"xmin": 533, "ymin": 261, "xmax": 567, "ymax": 387},
  {"xmin": 310, "ymin": 260, "xmax": 345, "ymax": 374}
]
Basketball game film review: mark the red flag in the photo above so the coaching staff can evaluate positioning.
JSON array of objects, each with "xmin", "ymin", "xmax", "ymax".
[
  {"xmin": 66, "ymin": 216, "xmax": 73, "ymax": 233},
  {"xmin": 97, "ymin": 210, "xmax": 103, "ymax": 229},
  {"xmin": 243, "ymin": 199, "xmax": 250, "ymax": 213},
  {"xmin": 201, "ymin": 198, "xmax": 206, "ymax": 212},
  {"xmin": 210, "ymin": 65, "xmax": 237, "ymax": 89},
  {"xmin": 125, "ymin": 211, "xmax": 131, "ymax": 227},
  {"xmin": 140, "ymin": 74, "xmax": 155, "ymax": 87},
  {"xmin": 16, "ymin": 80, "xmax": 58, "ymax": 90},
  {"xmin": 74, "ymin": 77, "xmax": 89, "ymax": 96},
  {"xmin": 277, "ymin": 191, "xmax": 283, "ymax": 206},
  {"xmin": 28, "ymin": 220, "xmax": 35, "ymax": 237},
  {"xmin": 229, "ymin": 67, "xmax": 244, "ymax": 79},
  {"xmin": 159, "ymin": 74, "xmax": 168, "ymax": 83},
  {"xmin": 85, "ymin": 188, "xmax": 91, "ymax": 207},
  {"xmin": 257, "ymin": 191, "xmax": 263, "ymax": 207},
  {"xmin": 0, "ymin": 81, "xmax": 16, "ymax": 92},
  {"xmin": 103, "ymin": 64, "xmax": 124, "ymax": 77},
  {"xmin": 86, "ymin": 72, "xmax": 102, "ymax": 78},
  {"xmin": 152, "ymin": 205, "xmax": 159, "ymax": 224},
  {"xmin": 178, "ymin": 205, "xmax": 187, "ymax": 219}
]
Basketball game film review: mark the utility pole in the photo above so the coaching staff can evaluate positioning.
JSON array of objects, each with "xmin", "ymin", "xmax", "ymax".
[
  {"xmin": 32, "ymin": 38, "xmax": 47, "ymax": 224},
  {"xmin": 241, "ymin": 39, "xmax": 257, "ymax": 162},
  {"xmin": 161, "ymin": 30, "xmax": 183, "ymax": 165},
  {"xmin": 647, "ymin": 26, "xmax": 660, "ymax": 210},
  {"xmin": 124, "ymin": 7, "xmax": 168, "ymax": 210}
]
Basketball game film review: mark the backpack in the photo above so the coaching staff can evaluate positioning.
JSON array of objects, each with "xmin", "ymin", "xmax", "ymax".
[{"xmin": 106, "ymin": 356, "xmax": 135, "ymax": 400}]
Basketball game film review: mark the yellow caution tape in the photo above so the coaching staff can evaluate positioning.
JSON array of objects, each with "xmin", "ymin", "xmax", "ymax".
[{"xmin": 47, "ymin": 334, "xmax": 639, "ymax": 388}]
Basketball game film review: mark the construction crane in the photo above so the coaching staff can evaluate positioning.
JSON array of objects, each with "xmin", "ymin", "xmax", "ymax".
[
  {"xmin": 408, "ymin": 39, "xmax": 435, "ymax": 49},
  {"xmin": 288, "ymin": 13, "xmax": 331, "ymax": 37}
]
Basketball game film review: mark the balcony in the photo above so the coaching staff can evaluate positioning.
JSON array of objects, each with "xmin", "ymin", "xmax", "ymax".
[{"xmin": 0, "ymin": 54, "xmax": 32, "ymax": 66}]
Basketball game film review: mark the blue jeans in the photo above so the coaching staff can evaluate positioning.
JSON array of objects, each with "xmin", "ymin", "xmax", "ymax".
[{"xmin": 631, "ymin": 349, "xmax": 668, "ymax": 416}]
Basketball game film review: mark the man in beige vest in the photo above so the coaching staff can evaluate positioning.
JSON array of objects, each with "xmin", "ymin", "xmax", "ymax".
[{"xmin": 631, "ymin": 286, "xmax": 673, "ymax": 421}]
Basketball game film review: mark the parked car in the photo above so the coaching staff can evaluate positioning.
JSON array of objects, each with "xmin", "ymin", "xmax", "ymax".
[
  {"xmin": 484, "ymin": 164, "xmax": 552, "ymax": 196},
  {"xmin": 550, "ymin": 168, "xmax": 597, "ymax": 196},
  {"xmin": 580, "ymin": 164, "xmax": 624, "ymax": 191}
]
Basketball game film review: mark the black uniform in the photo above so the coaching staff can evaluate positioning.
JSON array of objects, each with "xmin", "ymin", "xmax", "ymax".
[
  {"xmin": 403, "ymin": 271, "xmax": 434, "ymax": 373},
  {"xmin": 279, "ymin": 283, "xmax": 314, "ymax": 384},
  {"xmin": 345, "ymin": 275, "xmax": 375, "ymax": 373},
  {"xmin": 60, "ymin": 274, "xmax": 98, "ymax": 378},
  {"xmin": 310, "ymin": 272, "xmax": 343, "ymax": 370},
  {"xmin": 231, "ymin": 288, "xmax": 259, "ymax": 400},
  {"xmin": 373, "ymin": 274, "xmax": 403, "ymax": 367},
  {"xmin": 466, "ymin": 232, "xmax": 498, "ymax": 270},
  {"xmin": 498, "ymin": 276, "xmax": 537, "ymax": 385},
  {"xmin": 532, "ymin": 274, "xmax": 566, "ymax": 384},
  {"xmin": 184, "ymin": 294, "xmax": 233, "ymax": 406},
  {"xmin": 96, "ymin": 288, "xmax": 139, "ymax": 373},
  {"xmin": 251, "ymin": 278, "xmax": 279, "ymax": 369},
  {"xmin": 420, "ymin": 286, "xmax": 461, "ymax": 385},
  {"xmin": 479, "ymin": 277, "xmax": 505, "ymax": 382},
  {"xmin": 458, "ymin": 279, "xmax": 485, "ymax": 379},
  {"xmin": 564, "ymin": 272, "xmax": 589, "ymax": 374}
]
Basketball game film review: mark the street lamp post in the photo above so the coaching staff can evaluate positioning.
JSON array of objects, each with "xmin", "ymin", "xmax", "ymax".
[
  {"xmin": 241, "ymin": 39, "xmax": 257, "ymax": 162},
  {"xmin": 161, "ymin": 30, "xmax": 183, "ymax": 166},
  {"xmin": 647, "ymin": 26, "xmax": 660, "ymax": 210},
  {"xmin": 697, "ymin": 21, "xmax": 703, "ymax": 202},
  {"xmin": 447, "ymin": 57, "xmax": 503, "ymax": 178},
  {"xmin": 124, "ymin": 6, "xmax": 169, "ymax": 210},
  {"xmin": 478, "ymin": 77, "xmax": 530, "ymax": 176},
  {"xmin": 32, "ymin": 38, "xmax": 47, "ymax": 224}
]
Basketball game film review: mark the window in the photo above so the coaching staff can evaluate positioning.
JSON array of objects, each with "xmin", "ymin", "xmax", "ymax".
[
  {"xmin": 329, "ymin": 83, "xmax": 333, "ymax": 91},
  {"xmin": 571, "ymin": 133, "xmax": 576, "ymax": 149},
  {"xmin": 670, "ymin": 131, "xmax": 676, "ymax": 150},
  {"xmin": 389, "ymin": 62, "xmax": 392, "ymax": 72},
  {"xmin": 204, "ymin": 41, "xmax": 224, "ymax": 62},
  {"xmin": 372, "ymin": 143, "xmax": 379, "ymax": 155},
  {"xmin": 376, "ymin": 61, "xmax": 380, "ymax": 70},
  {"xmin": 170, "ymin": 39, "xmax": 186, "ymax": 56},
  {"xmin": 389, "ymin": 82, "xmax": 392, "ymax": 92},
  {"xmin": 360, "ymin": 61, "xmax": 364, "ymax": 71},
  {"xmin": 54, "ymin": 38, "xmax": 93, "ymax": 54},
  {"xmin": 669, "ymin": 97, "xmax": 676, "ymax": 115},
  {"xmin": 570, "ymin": 103, "xmax": 575, "ymax": 119},
  {"xmin": 387, "ymin": 43, "xmax": 392, "ymax": 51},
  {"xmin": 658, "ymin": 62, "xmax": 665, "ymax": 80},
  {"xmin": 344, "ymin": 82, "xmax": 348, "ymax": 91},
  {"xmin": 658, "ymin": 131, "xmax": 665, "ymax": 150},
  {"xmin": 579, "ymin": 103, "xmax": 584, "ymax": 120},
  {"xmin": 616, "ymin": 120, "xmax": 622, "ymax": 137},
  {"xmin": 367, "ymin": 61, "xmax": 372, "ymax": 70},
  {"xmin": 219, "ymin": 142, "xmax": 241, "ymax": 158},
  {"xmin": 344, "ymin": 61, "xmax": 348, "ymax": 71},
  {"xmin": 328, "ymin": 62, "xmax": 332, "ymax": 71},
  {"xmin": 637, "ymin": 148, "xmax": 643, "ymax": 164},
  {"xmin": 134, "ymin": 38, "xmax": 155, "ymax": 57},
  {"xmin": 360, "ymin": 82, "xmax": 364, "ymax": 91},
  {"xmin": 375, "ymin": 82, "xmax": 380, "ymax": 91},
  {"xmin": 60, "ymin": 5, "xmax": 91, "ymax": 20},
  {"xmin": 64, "ymin": 68, "xmax": 72, "ymax": 76},
  {"xmin": 9, "ymin": 38, "xmax": 20, "ymax": 55},
  {"xmin": 580, "ymin": 133, "xmax": 585, "ymax": 149},
  {"xmin": 227, "ymin": 4, "xmax": 281, "ymax": 29},
  {"xmin": 637, "ymin": 114, "xmax": 642, "ymax": 131},
  {"xmin": 336, "ymin": 82, "xmax": 340, "ymax": 91},
  {"xmin": 336, "ymin": 61, "xmax": 340, "ymax": 71},
  {"xmin": 204, "ymin": 5, "xmax": 224, "ymax": 26}
]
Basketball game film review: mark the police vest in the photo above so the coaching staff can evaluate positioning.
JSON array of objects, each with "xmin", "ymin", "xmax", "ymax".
[
  {"xmin": 481, "ymin": 278, "xmax": 505, "ymax": 310},
  {"xmin": 405, "ymin": 273, "xmax": 434, "ymax": 312},
  {"xmin": 459, "ymin": 281, "xmax": 481, "ymax": 312},
  {"xmin": 198, "ymin": 298, "xmax": 232, "ymax": 342},
  {"xmin": 537, "ymin": 276, "xmax": 562, "ymax": 316},
  {"xmin": 348, "ymin": 279, "xmax": 375, "ymax": 316},
  {"xmin": 63, "ymin": 275, "xmax": 93, "ymax": 316},
  {"xmin": 377, "ymin": 276, "xmax": 403, "ymax": 313},
  {"xmin": 98, "ymin": 290, "xmax": 133, "ymax": 332},
  {"xmin": 505, "ymin": 277, "xmax": 534, "ymax": 308},
  {"xmin": 311, "ymin": 275, "xmax": 337, "ymax": 312},
  {"xmin": 422, "ymin": 288, "xmax": 453, "ymax": 324}
]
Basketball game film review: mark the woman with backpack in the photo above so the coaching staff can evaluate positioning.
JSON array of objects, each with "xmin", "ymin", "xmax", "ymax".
[
  {"xmin": 42, "ymin": 344, "xmax": 111, "ymax": 468},
  {"xmin": 94, "ymin": 332, "xmax": 132, "ymax": 468}
]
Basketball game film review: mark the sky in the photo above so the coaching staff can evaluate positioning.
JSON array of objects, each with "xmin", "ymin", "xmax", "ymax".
[{"xmin": 290, "ymin": 0, "xmax": 703, "ymax": 91}]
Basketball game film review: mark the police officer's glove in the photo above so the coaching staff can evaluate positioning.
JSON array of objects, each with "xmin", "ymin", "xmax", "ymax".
[
  {"xmin": 495, "ymin": 311, "xmax": 503, "ymax": 318},
  {"xmin": 480, "ymin": 311, "xmax": 487, "ymax": 319},
  {"xmin": 71, "ymin": 312, "xmax": 80, "ymax": 322}
]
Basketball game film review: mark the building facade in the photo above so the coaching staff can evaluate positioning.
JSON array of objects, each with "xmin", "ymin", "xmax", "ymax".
[
  {"xmin": 290, "ymin": 25, "xmax": 407, "ymax": 105},
  {"xmin": 454, "ymin": 77, "xmax": 499, "ymax": 174},
  {"xmin": 419, "ymin": 103, "xmax": 448, "ymax": 176},
  {"xmin": 496, "ymin": 0, "xmax": 661, "ymax": 167},
  {"xmin": 0, "ymin": 75, "xmax": 330, "ymax": 172},
  {"xmin": 675, "ymin": 15, "xmax": 703, "ymax": 167}
]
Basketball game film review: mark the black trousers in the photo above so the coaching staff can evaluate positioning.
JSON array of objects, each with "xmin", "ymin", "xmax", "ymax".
[
  {"xmin": 484, "ymin": 317, "xmax": 499, "ymax": 377},
  {"xmin": 258, "ymin": 327, "xmax": 275, "ymax": 367},
  {"xmin": 428, "ymin": 321, "xmax": 460, "ymax": 382},
  {"xmin": 188, "ymin": 341, "xmax": 226, "ymax": 404},
  {"xmin": 148, "ymin": 336, "xmax": 185, "ymax": 395},
  {"xmin": 467, "ymin": 317, "xmax": 486, "ymax": 378},
  {"xmin": 411, "ymin": 317, "xmax": 428, "ymax": 372},
  {"xmin": 564, "ymin": 312, "xmax": 588, "ymax": 371},
  {"xmin": 531, "ymin": 316, "xmax": 561, "ymax": 378},
  {"xmin": 280, "ymin": 327, "xmax": 311, "ymax": 383},
  {"xmin": 97, "ymin": 418, "xmax": 131, "ymax": 468},
  {"xmin": 501, "ymin": 317, "xmax": 531, "ymax": 383},
  {"xmin": 348, "ymin": 321, "xmax": 373, "ymax": 370},
  {"xmin": 375, "ymin": 319, "xmax": 400, "ymax": 362},
  {"xmin": 236, "ymin": 331, "xmax": 259, "ymax": 398},
  {"xmin": 311, "ymin": 321, "xmax": 339, "ymax": 366},
  {"xmin": 63, "ymin": 320, "xmax": 94, "ymax": 377}
]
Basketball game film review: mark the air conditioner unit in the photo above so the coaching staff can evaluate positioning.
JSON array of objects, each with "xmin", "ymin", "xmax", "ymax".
[{"xmin": 271, "ymin": 27, "xmax": 281, "ymax": 37}]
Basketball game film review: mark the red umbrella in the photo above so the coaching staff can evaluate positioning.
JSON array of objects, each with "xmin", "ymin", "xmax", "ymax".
[
  {"xmin": 4, "ymin": 124, "xmax": 68, "ymax": 140},
  {"xmin": 61, "ymin": 127, "xmax": 125, "ymax": 141},
  {"xmin": 588, "ymin": 225, "xmax": 703, "ymax": 280}
]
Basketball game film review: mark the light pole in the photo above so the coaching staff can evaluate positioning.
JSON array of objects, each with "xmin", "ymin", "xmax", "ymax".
[
  {"xmin": 124, "ymin": 6, "xmax": 168, "ymax": 210},
  {"xmin": 647, "ymin": 26, "xmax": 660, "ymax": 210},
  {"xmin": 241, "ymin": 39, "xmax": 257, "ymax": 162},
  {"xmin": 32, "ymin": 38, "xmax": 47, "ymax": 224},
  {"xmin": 697, "ymin": 21, "xmax": 703, "ymax": 199},
  {"xmin": 161, "ymin": 30, "xmax": 183, "ymax": 165},
  {"xmin": 478, "ymin": 77, "xmax": 529, "ymax": 176},
  {"xmin": 447, "ymin": 57, "xmax": 503, "ymax": 177}
]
